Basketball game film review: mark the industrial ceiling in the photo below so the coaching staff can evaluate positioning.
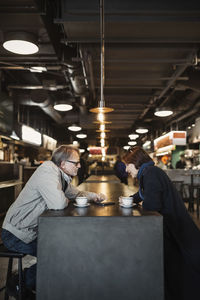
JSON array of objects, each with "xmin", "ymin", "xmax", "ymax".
[{"xmin": 0, "ymin": 0, "xmax": 200, "ymax": 148}]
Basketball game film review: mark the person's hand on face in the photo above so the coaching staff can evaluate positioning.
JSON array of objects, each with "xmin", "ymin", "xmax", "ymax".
[
  {"xmin": 126, "ymin": 163, "xmax": 138, "ymax": 178},
  {"xmin": 60, "ymin": 151, "xmax": 81, "ymax": 177}
]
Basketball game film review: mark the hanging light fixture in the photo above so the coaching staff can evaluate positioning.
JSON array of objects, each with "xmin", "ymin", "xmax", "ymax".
[
  {"xmin": 54, "ymin": 92, "xmax": 74, "ymax": 112},
  {"xmin": 123, "ymin": 146, "xmax": 130, "ymax": 150},
  {"xmin": 129, "ymin": 133, "xmax": 139, "ymax": 140},
  {"xmin": 93, "ymin": 121, "xmax": 112, "ymax": 124},
  {"xmin": 73, "ymin": 141, "xmax": 79, "ymax": 146},
  {"xmin": 96, "ymin": 129, "xmax": 110, "ymax": 133},
  {"xmin": 3, "ymin": 32, "xmax": 39, "ymax": 55},
  {"xmin": 154, "ymin": 107, "xmax": 173, "ymax": 117},
  {"xmin": 68, "ymin": 124, "xmax": 82, "ymax": 132},
  {"xmin": 128, "ymin": 141, "xmax": 137, "ymax": 146},
  {"xmin": 136, "ymin": 128, "xmax": 149, "ymax": 134},
  {"xmin": 54, "ymin": 101, "xmax": 73, "ymax": 112},
  {"xmin": 76, "ymin": 133, "xmax": 87, "ymax": 139},
  {"xmin": 90, "ymin": 0, "xmax": 114, "ymax": 115}
]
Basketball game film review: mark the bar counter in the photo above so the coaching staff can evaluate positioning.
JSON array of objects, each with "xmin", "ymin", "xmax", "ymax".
[{"xmin": 37, "ymin": 175, "xmax": 164, "ymax": 300}]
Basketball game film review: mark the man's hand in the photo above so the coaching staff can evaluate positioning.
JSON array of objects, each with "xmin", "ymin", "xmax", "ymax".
[{"xmin": 94, "ymin": 193, "xmax": 107, "ymax": 202}]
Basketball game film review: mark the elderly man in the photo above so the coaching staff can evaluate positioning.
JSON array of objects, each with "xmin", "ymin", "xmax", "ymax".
[{"xmin": 1, "ymin": 145, "xmax": 105, "ymax": 298}]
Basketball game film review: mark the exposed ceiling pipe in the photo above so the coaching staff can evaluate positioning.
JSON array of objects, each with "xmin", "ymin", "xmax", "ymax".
[
  {"xmin": 62, "ymin": 46, "xmax": 88, "ymax": 96},
  {"xmin": 13, "ymin": 91, "xmax": 64, "ymax": 124},
  {"xmin": 157, "ymin": 51, "xmax": 195, "ymax": 100},
  {"xmin": 138, "ymin": 51, "xmax": 196, "ymax": 120},
  {"xmin": 87, "ymin": 53, "xmax": 96, "ymax": 101},
  {"xmin": 8, "ymin": 84, "xmax": 68, "ymax": 90},
  {"xmin": 168, "ymin": 106, "xmax": 200, "ymax": 125}
]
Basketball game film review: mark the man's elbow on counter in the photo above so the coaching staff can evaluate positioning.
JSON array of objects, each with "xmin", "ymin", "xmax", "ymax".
[{"xmin": 48, "ymin": 199, "xmax": 68, "ymax": 210}]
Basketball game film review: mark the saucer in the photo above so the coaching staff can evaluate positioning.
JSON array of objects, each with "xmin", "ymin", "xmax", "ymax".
[
  {"xmin": 74, "ymin": 203, "xmax": 90, "ymax": 208},
  {"xmin": 120, "ymin": 203, "xmax": 134, "ymax": 208}
]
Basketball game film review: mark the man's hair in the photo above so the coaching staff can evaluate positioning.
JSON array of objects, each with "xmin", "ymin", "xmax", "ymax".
[
  {"xmin": 51, "ymin": 145, "xmax": 79, "ymax": 167},
  {"xmin": 123, "ymin": 146, "xmax": 152, "ymax": 169}
]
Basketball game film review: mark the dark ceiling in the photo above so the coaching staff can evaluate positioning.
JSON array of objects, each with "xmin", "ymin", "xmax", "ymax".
[{"xmin": 0, "ymin": 0, "xmax": 200, "ymax": 148}]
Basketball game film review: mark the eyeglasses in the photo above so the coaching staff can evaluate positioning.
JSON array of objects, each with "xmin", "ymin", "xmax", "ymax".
[{"xmin": 65, "ymin": 160, "xmax": 80, "ymax": 167}]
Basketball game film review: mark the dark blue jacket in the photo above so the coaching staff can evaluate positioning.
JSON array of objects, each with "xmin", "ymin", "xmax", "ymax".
[
  {"xmin": 132, "ymin": 165, "xmax": 200, "ymax": 300},
  {"xmin": 114, "ymin": 161, "xmax": 128, "ymax": 179}
]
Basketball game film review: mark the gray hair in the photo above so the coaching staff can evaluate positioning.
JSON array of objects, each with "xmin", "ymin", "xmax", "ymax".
[{"xmin": 51, "ymin": 145, "xmax": 79, "ymax": 167}]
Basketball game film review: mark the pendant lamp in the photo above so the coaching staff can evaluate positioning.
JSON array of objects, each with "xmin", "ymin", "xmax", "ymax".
[
  {"xmin": 90, "ymin": 0, "xmax": 114, "ymax": 114},
  {"xmin": 154, "ymin": 107, "xmax": 173, "ymax": 117},
  {"xmin": 3, "ymin": 32, "xmax": 39, "ymax": 55}
]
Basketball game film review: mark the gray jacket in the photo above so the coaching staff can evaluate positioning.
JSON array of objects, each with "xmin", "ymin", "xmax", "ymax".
[{"xmin": 3, "ymin": 161, "xmax": 97, "ymax": 243}]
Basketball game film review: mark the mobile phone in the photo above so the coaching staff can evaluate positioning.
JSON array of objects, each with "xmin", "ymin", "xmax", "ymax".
[{"xmin": 96, "ymin": 201, "xmax": 115, "ymax": 206}]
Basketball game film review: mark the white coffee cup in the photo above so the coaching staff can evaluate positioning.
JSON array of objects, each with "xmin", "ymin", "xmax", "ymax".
[
  {"xmin": 76, "ymin": 197, "xmax": 88, "ymax": 206},
  {"xmin": 120, "ymin": 196, "xmax": 133, "ymax": 206}
]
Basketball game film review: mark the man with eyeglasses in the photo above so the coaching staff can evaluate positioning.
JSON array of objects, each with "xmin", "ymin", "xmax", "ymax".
[{"xmin": 1, "ymin": 145, "xmax": 106, "ymax": 299}]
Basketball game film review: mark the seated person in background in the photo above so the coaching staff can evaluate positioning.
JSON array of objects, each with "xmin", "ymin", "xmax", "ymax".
[
  {"xmin": 77, "ymin": 151, "xmax": 89, "ymax": 185},
  {"xmin": 123, "ymin": 146, "xmax": 200, "ymax": 300},
  {"xmin": 1, "ymin": 145, "xmax": 106, "ymax": 298},
  {"xmin": 176, "ymin": 153, "xmax": 186, "ymax": 169},
  {"xmin": 114, "ymin": 155, "xmax": 128, "ymax": 184}
]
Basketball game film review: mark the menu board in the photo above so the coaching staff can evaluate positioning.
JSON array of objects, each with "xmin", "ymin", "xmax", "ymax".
[{"xmin": 43, "ymin": 134, "xmax": 57, "ymax": 151}]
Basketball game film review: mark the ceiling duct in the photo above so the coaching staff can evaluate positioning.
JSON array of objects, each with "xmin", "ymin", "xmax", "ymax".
[
  {"xmin": 62, "ymin": 45, "xmax": 88, "ymax": 96},
  {"xmin": 183, "ymin": 69, "xmax": 200, "ymax": 92},
  {"xmin": 13, "ymin": 90, "xmax": 64, "ymax": 124}
]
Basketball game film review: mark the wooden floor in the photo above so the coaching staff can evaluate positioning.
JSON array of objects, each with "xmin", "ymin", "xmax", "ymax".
[{"xmin": 0, "ymin": 175, "xmax": 199, "ymax": 300}]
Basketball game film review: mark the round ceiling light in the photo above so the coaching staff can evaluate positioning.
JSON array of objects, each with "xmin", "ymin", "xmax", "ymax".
[
  {"xmin": 79, "ymin": 149, "xmax": 85, "ymax": 153},
  {"xmin": 54, "ymin": 103, "xmax": 73, "ymax": 112},
  {"xmin": 68, "ymin": 124, "xmax": 82, "ymax": 132},
  {"xmin": 136, "ymin": 128, "xmax": 149, "ymax": 134},
  {"xmin": 123, "ymin": 146, "xmax": 130, "ymax": 150},
  {"xmin": 154, "ymin": 107, "xmax": 173, "ymax": 117},
  {"xmin": 129, "ymin": 134, "xmax": 139, "ymax": 140},
  {"xmin": 128, "ymin": 141, "xmax": 137, "ymax": 146},
  {"xmin": 76, "ymin": 134, "xmax": 87, "ymax": 139},
  {"xmin": 3, "ymin": 32, "xmax": 39, "ymax": 55}
]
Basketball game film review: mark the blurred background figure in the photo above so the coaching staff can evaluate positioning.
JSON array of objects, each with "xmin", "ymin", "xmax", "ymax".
[
  {"xmin": 77, "ymin": 151, "xmax": 89, "ymax": 185},
  {"xmin": 114, "ymin": 156, "xmax": 128, "ymax": 184},
  {"xmin": 176, "ymin": 154, "xmax": 186, "ymax": 169},
  {"xmin": 166, "ymin": 156, "xmax": 173, "ymax": 169}
]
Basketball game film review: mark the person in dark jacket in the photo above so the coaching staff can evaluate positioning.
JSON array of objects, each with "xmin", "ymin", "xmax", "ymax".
[
  {"xmin": 123, "ymin": 146, "xmax": 200, "ymax": 300},
  {"xmin": 114, "ymin": 155, "xmax": 128, "ymax": 184},
  {"xmin": 176, "ymin": 153, "xmax": 186, "ymax": 169}
]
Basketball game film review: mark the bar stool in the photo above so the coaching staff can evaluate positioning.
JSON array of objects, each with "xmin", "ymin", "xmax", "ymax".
[
  {"xmin": 172, "ymin": 180, "xmax": 184, "ymax": 196},
  {"xmin": 0, "ymin": 243, "xmax": 26, "ymax": 300}
]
